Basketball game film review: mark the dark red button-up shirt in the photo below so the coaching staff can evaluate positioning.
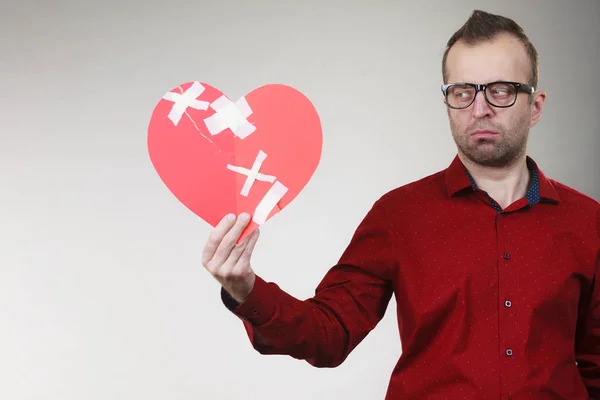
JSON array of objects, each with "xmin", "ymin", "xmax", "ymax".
[{"xmin": 222, "ymin": 155, "xmax": 600, "ymax": 399}]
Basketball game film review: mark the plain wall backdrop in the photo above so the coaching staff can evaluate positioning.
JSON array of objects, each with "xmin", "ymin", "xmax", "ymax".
[{"xmin": 1, "ymin": 0, "xmax": 599, "ymax": 399}]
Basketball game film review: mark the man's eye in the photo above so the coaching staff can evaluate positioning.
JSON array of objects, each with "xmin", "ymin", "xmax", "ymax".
[{"xmin": 455, "ymin": 91, "xmax": 472, "ymax": 98}]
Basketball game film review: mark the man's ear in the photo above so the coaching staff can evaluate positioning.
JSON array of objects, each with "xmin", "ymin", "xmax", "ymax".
[{"xmin": 530, "ymin": 91, "xmax": 546, "ymax": 128}]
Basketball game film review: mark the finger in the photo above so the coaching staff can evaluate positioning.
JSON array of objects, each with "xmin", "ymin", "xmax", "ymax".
[
  {"xmin": 234, "ymin": 228, "xmax": 260, "ymax": 270},
  {"xmin": 202, "ymin": 213, "xmax": 236, "ymax": 266},
  {"xmin": 210, "ymin": 213, "xmax": 252, "ymax": 266},
  {"xmin": 218, "ymin": 231, "xmax": 255, "ymax": 276}
]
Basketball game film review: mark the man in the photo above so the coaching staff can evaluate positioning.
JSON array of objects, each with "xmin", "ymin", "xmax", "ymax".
[{"xmin": 201, "ymin": 9, "xmax": 600, "ymax": 400}]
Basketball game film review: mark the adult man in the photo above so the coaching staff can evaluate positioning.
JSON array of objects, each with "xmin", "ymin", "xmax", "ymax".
[{"xmin": 201, "ymin": 9, "xmax": 599, "ymax": 400}]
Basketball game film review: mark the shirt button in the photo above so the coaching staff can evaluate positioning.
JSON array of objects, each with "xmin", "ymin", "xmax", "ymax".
[
  {"xmin": 503, "ymin": 252, "xmax": 510, "ymax": 260},
  {"xmin": 506, "ymin": 349, "xmax": 513, "ymax": 356},
  {"xmin": 505, "ymin": 300, "xmax": 512, "ymax": 308}
]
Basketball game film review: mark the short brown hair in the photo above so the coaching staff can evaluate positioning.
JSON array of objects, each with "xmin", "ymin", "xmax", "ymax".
[{"xmin": 442, "ymin": 10, "xmax": 539, "ymax": 89}]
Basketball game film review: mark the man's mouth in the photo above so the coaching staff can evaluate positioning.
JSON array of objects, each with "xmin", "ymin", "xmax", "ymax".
[{"xmin": 471, "ymin": 129, "xmax": 499, "ymax": 139}]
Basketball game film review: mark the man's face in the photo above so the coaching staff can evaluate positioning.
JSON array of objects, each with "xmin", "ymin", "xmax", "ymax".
[{"xmin": 444, "ymin": 33, "xmax": 545, "ymax": 168}]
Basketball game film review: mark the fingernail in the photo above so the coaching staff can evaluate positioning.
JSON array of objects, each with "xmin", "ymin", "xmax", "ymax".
[
  {"xmin": 226, "ymin": 213, "xmax": 236, "ymax": 221},
  {"xmin": 241, "ymin": 213, "xmax": 250, "ymax": 221}
]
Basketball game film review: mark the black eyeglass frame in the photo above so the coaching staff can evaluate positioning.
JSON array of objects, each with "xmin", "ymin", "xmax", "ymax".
[{"xmin": 441, "ymin": 81, "xmax": 536, "ymax": 109}]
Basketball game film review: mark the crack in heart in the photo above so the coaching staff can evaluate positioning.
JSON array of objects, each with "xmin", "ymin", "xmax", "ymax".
[{"xmin": 177, "ymin": 85, "xmax": 234, "ymax": 158}]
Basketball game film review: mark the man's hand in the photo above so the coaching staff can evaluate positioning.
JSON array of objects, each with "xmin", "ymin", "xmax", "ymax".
[{"xmin": 201, "ymin": 212, "xmax": 260, "ymax": 304}]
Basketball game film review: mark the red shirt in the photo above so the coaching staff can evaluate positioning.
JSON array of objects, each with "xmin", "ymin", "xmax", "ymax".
[{"xmin": 222, "ymin": 155, "xmax": 600, "ymax": 400}]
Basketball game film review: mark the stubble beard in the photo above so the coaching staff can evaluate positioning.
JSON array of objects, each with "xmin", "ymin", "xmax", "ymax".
[{"xmin": 449, "ymin": 114, "xmax": 530, "ymax": 168}]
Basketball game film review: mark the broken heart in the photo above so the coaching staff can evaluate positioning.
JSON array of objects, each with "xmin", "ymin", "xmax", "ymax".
[{"xmin": 147, "ymin": 81, "xmax": 322, "ymax": 242}]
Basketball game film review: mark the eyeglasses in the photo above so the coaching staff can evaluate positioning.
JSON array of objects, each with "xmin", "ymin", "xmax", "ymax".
[{"xmin": 441, "ymin": 81, "xmax": 535, "ymax": 109}]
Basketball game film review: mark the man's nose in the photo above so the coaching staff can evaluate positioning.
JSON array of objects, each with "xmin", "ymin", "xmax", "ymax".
[{"xmin": 471, "ymin": 91, "xmax": 493, "ymax": 118}]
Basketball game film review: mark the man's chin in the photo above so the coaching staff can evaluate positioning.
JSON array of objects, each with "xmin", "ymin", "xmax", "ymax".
[{"xmin": 462, "ymin": 148, "xmax": 509, "ymax": 167}]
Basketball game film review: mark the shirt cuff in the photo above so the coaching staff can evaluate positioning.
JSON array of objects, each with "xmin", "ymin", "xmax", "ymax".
[{"xmin": 220, "ymin": 274, "xmax": 276, "ymax": 326}]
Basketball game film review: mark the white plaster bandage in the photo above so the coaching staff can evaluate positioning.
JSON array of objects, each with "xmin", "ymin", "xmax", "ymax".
[
  {"xmin": 162, "ymin": 82, "xmax": 210, "ymax": 126},
  {"xmin": 204, "ymin": 95, "xmax": 256, "ymax": 139},
  {"xmin": 253, "ymin": 181, "xmax": 288, "ymax": 225},
  {"xmin": 226, "ymin": 150, "xmax": 276, "ymax": 197}
]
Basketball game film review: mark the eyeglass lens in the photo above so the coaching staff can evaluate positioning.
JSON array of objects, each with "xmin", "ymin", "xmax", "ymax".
[{"xmin": 447, "ymin": 83, "xmax": 518, "ymax": 108}]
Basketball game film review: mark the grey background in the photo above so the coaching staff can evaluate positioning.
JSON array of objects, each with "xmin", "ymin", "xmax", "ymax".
[{"xmin": 1, "ymin": 1, "xmax": 598, "ymax": 399}]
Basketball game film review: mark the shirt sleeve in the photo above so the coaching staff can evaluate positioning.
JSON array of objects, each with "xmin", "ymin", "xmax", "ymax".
[
  {"xmin": 220, "ymin": 196, "xmax": 397, "ymax": 368},
  {"xmin": 576, "ymin": 207, "xmax": 600, "ymax": 398}
]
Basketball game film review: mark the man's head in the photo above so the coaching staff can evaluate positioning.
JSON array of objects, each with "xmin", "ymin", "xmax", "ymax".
[{"xmin": 442, "ymin": 10, "xmax": 546, "ymax": 168}]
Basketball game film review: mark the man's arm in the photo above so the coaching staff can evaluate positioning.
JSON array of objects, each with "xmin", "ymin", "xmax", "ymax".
[
  {"xmin": 206, "ymin": 196, "xmax": 397, "ymax": 368},
  {"xmin": 575, "ymin": 208, "xmax": 600, "ymax": 399}
]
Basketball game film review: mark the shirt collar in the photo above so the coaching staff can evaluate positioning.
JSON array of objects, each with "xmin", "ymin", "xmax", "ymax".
[{"xmin": 444, "ymin": 154, "xmax": 561, "ymax": 204}]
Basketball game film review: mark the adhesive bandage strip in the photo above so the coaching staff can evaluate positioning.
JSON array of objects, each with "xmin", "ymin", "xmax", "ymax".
[
  {"xmin": 162, "ymin": 82, "xmax": 210, "ymax": 126},
  {"xmin": 203, "ymin": 95, "xmax": 256, "ymax": 139},
  {"xmin": 253, "ymin": 181, "xmax": 288, "ymax": 225},
  {"xmin": 226, "ymin": 150, "xmax": 276, "ymax": 196}
]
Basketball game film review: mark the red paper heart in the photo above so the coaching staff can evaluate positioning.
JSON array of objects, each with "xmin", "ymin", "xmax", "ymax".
[{"xmin": 147, "ymin": 82, "xmax": 322, "ymax": 242}]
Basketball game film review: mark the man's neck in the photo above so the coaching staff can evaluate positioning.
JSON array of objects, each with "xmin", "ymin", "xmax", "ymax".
[{"xmin": 459, "ymin": 153, "xmax": 531, "ymax": 210}]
